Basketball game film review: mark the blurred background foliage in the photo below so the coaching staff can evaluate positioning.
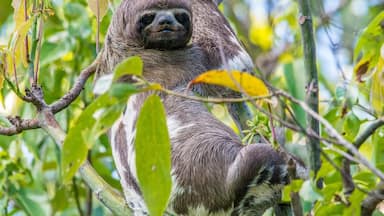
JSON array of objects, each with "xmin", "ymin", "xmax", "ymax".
[{"xmin": 0, "ymin": 0, "xmax": 383, "ymax": 215}]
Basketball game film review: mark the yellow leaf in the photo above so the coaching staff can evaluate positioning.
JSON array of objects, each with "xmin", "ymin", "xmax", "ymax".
[
  {"xmin": 0, "ymin": 52, "xmax": 4, "ymax": 90},
  {"xmin": 371, "ymin": 64, "xmax": 384, "ymax": 115},
  {"xmin": 11, "ymin": 18, "xmax": 33, "ymax": 67},
  {"xmin": 249, "ymin": 19, "xmax": 273, "ymax": 51},
  {"xmin": 354, "ymin": 53, "xmax": 376, "ymax": 83},
  {"xmin": 12, "ymin": 0, "xmax": 26, "ymax": 29},
  {"xmin": 5, "ymin": 50, "xmax": 14, "ymax": 76},
  {"xmin": 87, "ymin": 0, "xmax": 109, "ymax": 20},
  {"xmin": 190, "ymin": 70, "xmax": 269, "ymax": 97}
]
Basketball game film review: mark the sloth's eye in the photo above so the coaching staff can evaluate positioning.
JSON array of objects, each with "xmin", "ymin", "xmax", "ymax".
[
  {"xmin": 175, "ymin": 12, "xmax": 190, "ymax": 26},
  {"xmin": 140, "ymin": 13, "xmax": 155, "ymax": 27}
]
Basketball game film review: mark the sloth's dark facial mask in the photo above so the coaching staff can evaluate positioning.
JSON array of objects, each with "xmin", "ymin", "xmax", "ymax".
[{"xmin": 137, "ymin": 8, "xmax": 192, "ymax": 50}]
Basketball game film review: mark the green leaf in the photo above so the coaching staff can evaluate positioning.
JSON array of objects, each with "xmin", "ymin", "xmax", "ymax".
[
  {"xmin": 16, "ymin": 189, "xmax": 47, "ymax": 216},
  {"xmin": 113, "ymin": 56, "xmax": 143, "ymax": 81},
  {"xmin": 335, "ymin": 85, "xmax": 347, "ymax": 101},
  {"xmin": 62, "ymin": 94, "xmax": 121, "ymax": 183},
  {"xmin": 0, "ymin": 115, "xmax": 12, "ymax": 127},
  {"xmin": 342, "ymin": 112, "xmax": 360, "ymax": 141},
  {"xmin": 299, "ymin": 180, "xmax": 323, "ymax": 203},
  {"xmin": 354, "ymin": 171, "xmax": 377, "ymax": 190},
  {"xmin": 62, "ymin": 81, "xmax": 137, "ymax": 183},
  {"xmin": 373, "ymin": 128, "xmax": 384, "ymax": 169},
  {"xmin": 93, "ymin": 74, "xmax": 113, "ymax": 95},
  {"xmin": 109, "ymin": 83, "xmax": 138, "ymax": 99},
  {"xmin": 40, "ymin": 42, "xmax": 71, "ymax": 67},
  {"xmin": 0, "ymin": 0, "xmax": 12, "ymax": 25},
  {"xmin": 135, "ymin": 95, "xmax": 172, "ymax": 216},
  {"xmin": 284, "ymin": 62, "xmax": 306, "ymax": 127}
]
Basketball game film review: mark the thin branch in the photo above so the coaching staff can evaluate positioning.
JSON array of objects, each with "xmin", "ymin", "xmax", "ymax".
[
  {"xmin": 290, "ymin": 192, "xmax": 303, "ymax": 216},
  {"xmin": 0, "ymin": 58, "xmax": 99, "ymax": 136},
  {"xmin": 341, "ymin": 159, "xmax": 355, "ymax": 195},
  {"xmin": 50, "ymin": 58, "xmax": 98, "ymax": 113},
  {"xmin": 354, "ymin": 118, "xmax": 384, "ymax": 148},
  {"xmin": 0, "ymin": 118, "xmax": 39, "ymax": 135}
]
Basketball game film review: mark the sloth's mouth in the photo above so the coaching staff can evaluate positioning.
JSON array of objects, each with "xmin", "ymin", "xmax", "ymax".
[
  {"xmin": 159, "ymin": 28, "xmax": 173, "ymax": 33},
  {"xmin": 153, "ymin": 24, "xmax": 181, "ymax": 33}
]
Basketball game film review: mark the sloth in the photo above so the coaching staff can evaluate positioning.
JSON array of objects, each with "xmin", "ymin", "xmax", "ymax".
[
  {"xmin": 98, "ymin": 0, "xmax": 254, "ymax": 132},
  {"xmin": 96, "ymin": 0, "xmax": 304, "ymax": 215}
]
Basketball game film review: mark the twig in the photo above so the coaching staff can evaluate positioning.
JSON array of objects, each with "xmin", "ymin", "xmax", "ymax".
[
  {"xmin": 50, "ymin": 58, "xmax": 99, "ymax": 113},
  {"xmin": 0, "ymin": 58, "xmax": 99, "ymax": 136},
  {"xmin": 161, "ymin": 87, "xmax": 277, "ymax": 104},
  {"xmin": 341, "ymin": 159, "xmax": 355, "ymax": 195},
  {"xmin": 0, "ymin": 118, "xmax": 39, "ymax": 135},
  {"xmin": 354, "ymin": 118, "xmax": 384, "ymax": 149},
  {"xmin": 290, "ymin": 192, "xmax": 303, "ymax": 216}
]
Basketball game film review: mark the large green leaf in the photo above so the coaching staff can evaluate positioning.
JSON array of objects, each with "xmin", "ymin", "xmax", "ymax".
[
  {"xmin": 61, "ymin": 87, "xmax": 137, "ymax": 183},
  {"xmin": 135, "ymin": 95, "xmax": 172, "ymax": 216},
  {"xmin": 62, "ymin": 94, "xmax": 116, "ymax": 183},
  {"xmin": 63, "ymin": 55, "xmax": 143, "ymax": 183}
]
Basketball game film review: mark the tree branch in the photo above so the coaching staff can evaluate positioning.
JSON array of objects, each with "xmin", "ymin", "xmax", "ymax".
[
  {"xmin": 0, "ymin": 58, "xmax": 98, "ymax": 136},
  {"xmin": 0, "ymin": 117, "xmax": 40, "ymax": 135},
  {"xmin": 298, "ymin": 0, "xmax": 321, "ymax": 175},
  {"xmin": 50, "ymin": 58, "xmax": 99, "ymax": 113},
  {"xmin": 354, "ymin": 118, "xmax": 384, "ymax": 149}
]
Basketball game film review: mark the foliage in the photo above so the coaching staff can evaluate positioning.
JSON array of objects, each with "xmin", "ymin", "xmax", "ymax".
[
  {"xmin": 135, "ymin": 95, "xmax": 172, "ymax": 216},
  {"xmin": 0, "ymin": 0, "xmax": 384, "ymax": 215}
]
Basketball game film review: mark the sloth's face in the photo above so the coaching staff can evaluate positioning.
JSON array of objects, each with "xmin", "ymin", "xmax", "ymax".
[{"xmin": 136, "ymin": 8, "xmax": 192, "ymax": 50}]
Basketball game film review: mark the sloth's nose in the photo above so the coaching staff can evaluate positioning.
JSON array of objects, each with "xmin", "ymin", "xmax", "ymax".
[{"xmin": 157, "ymin": 14, "xmax": 175, "ymax": 26}]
